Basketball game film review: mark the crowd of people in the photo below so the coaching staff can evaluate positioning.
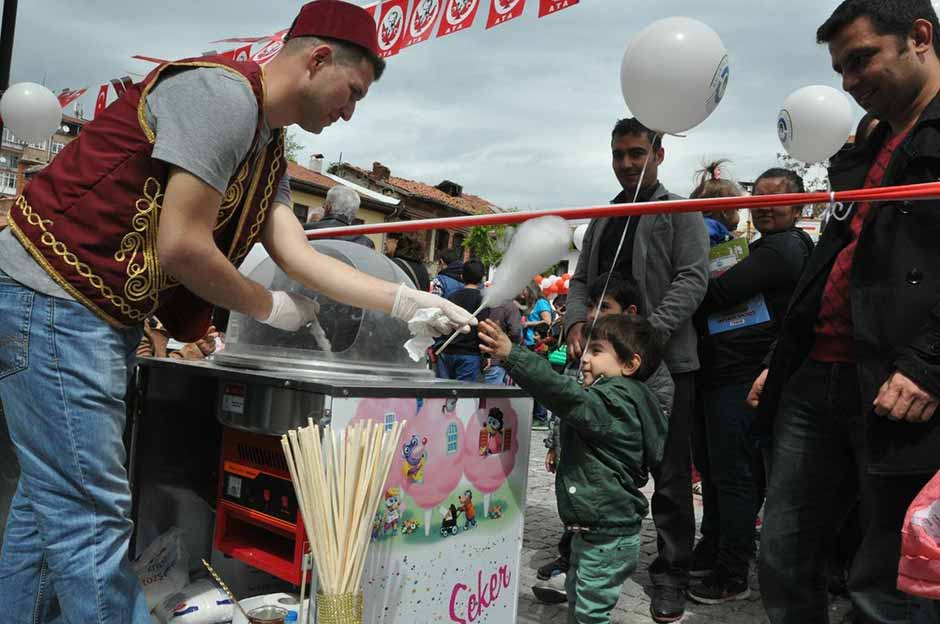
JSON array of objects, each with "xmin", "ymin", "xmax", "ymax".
[{"xmin": 0, "ymin": 0, "xmax": 938, "ymax": 623}]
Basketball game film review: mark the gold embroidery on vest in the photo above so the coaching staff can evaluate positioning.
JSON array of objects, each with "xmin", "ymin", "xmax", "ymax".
[
  {"xmin": 233, "ymin": 136, "xmax": 284, "ymax": 267},
  {"xmin": 216, "ymin": 159, "xmax": 250, "ymax": 232},
  {"xmin": 115, "ymin": 177, "xmax": 176, "ymax": 306},
  {"xmin": 12, "ymin": 196, "xmax": 148, "ymax": 324}
]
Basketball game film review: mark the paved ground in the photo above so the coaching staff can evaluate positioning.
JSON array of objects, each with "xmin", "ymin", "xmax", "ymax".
[{"xmin": 516, "ymin": 433, "xmax": 854, "ymax": 623}]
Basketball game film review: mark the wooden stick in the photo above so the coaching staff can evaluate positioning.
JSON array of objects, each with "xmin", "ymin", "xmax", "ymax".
[
  {"xmin": 434, "ymin": 302, "xmax": 486, "ymax": 356},
  {"xmin": 202, "ymin": 558, "xmax": 250, "ymax": 620},
  {"xmin": 299, "ymin": 550, "xmax": 309, "ymax": 624}
]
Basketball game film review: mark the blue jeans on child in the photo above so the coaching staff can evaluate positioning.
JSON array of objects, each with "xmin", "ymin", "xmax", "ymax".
[
  {"xmin": 0, "ymin": 269, "xmax": 149, "ymax": 623},
  {"xmin": 483, "ymin": 364, "xmax": 507, "ymax": 385}
]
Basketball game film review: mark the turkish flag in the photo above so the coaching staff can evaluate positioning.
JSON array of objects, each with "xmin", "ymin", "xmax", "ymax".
[
  {"xmin": 437, "ymin": 0, "xmax": 481, "ymax": 38},
  {"xmin": 376, "ymin": 0, "xmax": 410, "ymax": 58},
  {"xmin": 538, "ymin": 0, "xmax": 577, "ymax": 17},
  {"xmin": 401, "ymin": 0, "xmax": 441, "ymax": 49},
  {"xmin": 56, "ymin": 88, "xmax": 87, "ymax": 109},
  {"xmin": 94, "ymin": 85, "xmax": 109, "ymax": 118},
  {"xmin": 485, "ymin": 0, "xmax": 525, "ymax": 29}
]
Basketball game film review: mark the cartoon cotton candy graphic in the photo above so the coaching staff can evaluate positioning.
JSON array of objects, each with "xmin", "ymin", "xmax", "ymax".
[
  {"xmin": 350, "ymin": 398, "xmax": 418, "ymax": 494},
  {"xmin": 390, "ymin": 398, "xmax": 465, "ymax": 536},
  {"xmin": 463, "ymin": 401, "xmax": 519, "ymax": 517}
]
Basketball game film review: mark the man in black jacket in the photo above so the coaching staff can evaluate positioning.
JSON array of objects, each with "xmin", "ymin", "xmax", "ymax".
[
  {"xmin": 749, "ymin": 2, "xmax": 940, "ymax": 622},
  {"xmin": 303, "ymin": 184, "xmax": 375, "ymax": 249}
]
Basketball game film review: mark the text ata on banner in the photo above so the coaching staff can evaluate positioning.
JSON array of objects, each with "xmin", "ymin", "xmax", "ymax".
[
  {"xmin": 485, "ymin": 0, "xmax": 526, "ymax": 29},
  {"xmin": 377, "ymin": 0, "xmax": 411, "ymax": 57},
  {"xmin": 538, "ymin": 0, "xmax": 578, "ymax": 17},
  {"xmin": 402, "ymin": 0, "xmax": 442, "ymax": 49},
  {"xmin": 437, "ymin": 0, "xmax": 481, "ymax": 38},
  {"xmin": 94, "ymin": 84, "xmax": 109, "ymax": 118}
]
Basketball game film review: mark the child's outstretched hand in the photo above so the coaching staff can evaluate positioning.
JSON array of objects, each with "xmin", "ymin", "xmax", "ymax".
[{"xmin": 478, "ymin": 319, "xmax": 512, "ymax": 360}]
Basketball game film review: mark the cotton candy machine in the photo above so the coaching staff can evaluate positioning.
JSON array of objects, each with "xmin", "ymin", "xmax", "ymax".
[
  {"xmin": 130, "ymin": 240, "xmax": 533, "ymax": 622},
  {"xmin": 219, "ymin": 239, "xmax": 431, "ymax": 382}
]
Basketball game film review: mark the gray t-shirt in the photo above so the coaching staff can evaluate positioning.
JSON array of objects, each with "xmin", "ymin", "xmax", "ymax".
[{"xmin": 0, "ymin": 67, "xmax": 292, "ymax": 299}]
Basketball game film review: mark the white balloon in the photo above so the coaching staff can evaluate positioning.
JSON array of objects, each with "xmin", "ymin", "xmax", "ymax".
[
  {"xmin": 0, "ymin": 83, "xmax": 62, "ymax": 144},
  {"xmin": 621, "ymin": 17, "xmax": 730, "ymax": 134},
  {"xmin": 573, "ymin": 224, "xmax": 588, "ymax": 251},
  {"xmin": 777, "ymin": 85, "xmax": 853, "ymax": 163}
]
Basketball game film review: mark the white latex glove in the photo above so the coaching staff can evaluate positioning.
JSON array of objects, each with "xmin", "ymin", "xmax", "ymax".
[
  {"xmin": 260, "ymin": 291, "xmax": 321, "ymax": 331},
  {"xmin": 391, "ymin": 284, "xmax": 478, "ymax": 334}
]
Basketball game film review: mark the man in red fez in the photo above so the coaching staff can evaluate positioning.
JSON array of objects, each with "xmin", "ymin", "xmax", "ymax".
[{"xmin": 0, "ymin": 2, "xmax": 473, "ymax": 621}]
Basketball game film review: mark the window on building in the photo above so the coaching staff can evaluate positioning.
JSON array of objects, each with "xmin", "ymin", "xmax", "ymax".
[
  {"xmin": 28, "ymin": 139, "xmax": 47, "ymax": 150},
  {"xmin": 435, "ymin": 230, "xmax": 450, "ymax": 254},
  {"xmin": 3, "ymin": 128, "xmax": 17, "ymax": 144},
  {"xmin": 452, "ymin": 233, "xmax": 465, "ymax": 250},
  {"xmin": 0, "ymin": 153, "xmax": 19, "ymax": 171},
  {"xmin": 293, "ymin": 203, "xmax": 309, "ymax": 222},
  {"xmin": 51, "ymin": 141, "xmax": 65, "ymax": 155},
  {"xmin": 384, "ymin": 412, "xmax": 396, "ymax": 432},
  {"xmin": 0, "ymin": 171, "xmax": 17, "ymax": 194}
]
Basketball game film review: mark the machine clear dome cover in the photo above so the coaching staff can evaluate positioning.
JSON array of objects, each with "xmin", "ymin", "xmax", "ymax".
[{"xmin": 216, "ymin": 240, "xmax": 432, "ymax": 380}]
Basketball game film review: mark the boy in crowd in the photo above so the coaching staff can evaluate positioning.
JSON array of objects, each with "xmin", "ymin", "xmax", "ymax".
[
  {"xmin": 535, "ymin": 274, "xmax": 675, "ymax": 603},
  {"xmin": 435, "ymin": 258, "xmax": 489, "ymax": 381},
  {"xmin": 479, "ymin": 312, "xmax": 667, "ymax": 624}
]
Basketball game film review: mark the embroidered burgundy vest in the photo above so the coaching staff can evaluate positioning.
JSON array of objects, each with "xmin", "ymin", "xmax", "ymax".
[{"xmin": 8, "ymin": 56, "xmax": 286, "ymax": 341}]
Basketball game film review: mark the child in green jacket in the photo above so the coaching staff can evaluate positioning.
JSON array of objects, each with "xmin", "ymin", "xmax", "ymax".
[{"xmin": 479, "ymin": 314, "xmax": 668, "ymax": 624}]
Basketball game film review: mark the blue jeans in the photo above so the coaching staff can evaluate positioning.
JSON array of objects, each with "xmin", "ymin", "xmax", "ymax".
[
  {"xmin": 700, "ymin": 383, "xmax": 758, "ymax": 579},
  {"xmin": 483, "ymin": 364, "xmax": 507, "ymax": 385},
  {"xmin": 435, "ymin": 353, "xmax": 482, "ymax": 382},
  {"xmin": 0, "ymin": 270, "xmax": 149, "ymax": 623},
  {"xmin": 759, "ymin": 360, "xmax": 940, "ymax": 624}
]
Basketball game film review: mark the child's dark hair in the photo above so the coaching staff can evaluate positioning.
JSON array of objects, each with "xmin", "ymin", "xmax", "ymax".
[
  {"xmin": 592, "ymin": 314, "xmax": 663, "ymax": 381},
  {"xmin": 462, "ymin": 258, "xmax": 485, "ymax": 285},
  {"xmin": 588, "ymin": 273, "xmax": 643, "ymax": 315}
]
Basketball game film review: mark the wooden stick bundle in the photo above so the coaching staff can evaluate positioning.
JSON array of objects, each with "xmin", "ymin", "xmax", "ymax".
[{"xmin": 281, "ymin": 419, "xmax": 405, "ymax": 621}]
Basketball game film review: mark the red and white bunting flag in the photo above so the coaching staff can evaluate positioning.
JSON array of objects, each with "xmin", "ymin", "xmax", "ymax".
[
  {"xmin": 94, "ymin": 84, "xmax": 109, "ymax": 118},
  {"xmin": 56, "ymin": 88, "xmax": 87, "ymax": 109},
  {"xmin": 402, "ymin": 0, "xmax": 441, "ymax": 49},
  {"xmin": 437, "ymin": 0, "xmax": 481, "ymax": 38},
  {"xmin": 220, "ymin": 44, "xmax": 253, "ymax": 62},
  {"xmin": 485, "ymin": 0, "xmax": 525, "ymax": 29},
  {"xmin": 251, "ymin": 29, "xmax": 289, "ymax": 65},
  {"xmin": 110, "ymin": 76, "xmax": 134, "ymax": 98},
  {"xmin": 538, "ymin": 0, "xmax": 577, "ymax": 17},
  {"xmin": 376, "ymin": 0, "xmax": 410, "ymax": 57}
]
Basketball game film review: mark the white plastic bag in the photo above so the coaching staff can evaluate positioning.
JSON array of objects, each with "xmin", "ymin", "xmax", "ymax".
[
  {"xmin": 133, "ymin": 527, "xmax": 189, "ymax": 611},
  {"xmin": 154, "ymin": 579, "xmax": 235, "ymax": 623}
]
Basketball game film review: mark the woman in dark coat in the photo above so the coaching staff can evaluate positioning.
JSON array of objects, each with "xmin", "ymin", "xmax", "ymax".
[{"xmin": 391, "ymin": 233, "xmax": 431, "ymax": 292}]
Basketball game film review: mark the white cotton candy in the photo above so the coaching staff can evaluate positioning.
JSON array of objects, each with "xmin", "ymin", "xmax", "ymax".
[{"xmin": 483, "ymin": 216, "xmax": 571, "ymax": 307}]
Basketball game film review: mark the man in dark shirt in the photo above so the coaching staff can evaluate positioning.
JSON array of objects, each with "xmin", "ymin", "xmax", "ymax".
[
  {"xmin": 303, "ymin": 184, "xmax": 375, "ymax": 249},
  {"xmin": 750, "ymin": 2, "xmax": 940, "ymax": 621},
  {"xmin": 435, "ymin": 258, "xmax": 490, "ymax": 382}
]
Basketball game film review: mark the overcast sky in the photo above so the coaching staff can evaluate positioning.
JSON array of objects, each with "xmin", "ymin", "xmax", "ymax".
[{"xmin": 10, "ymin": 0, "xmax": 865, "ymax": 210}]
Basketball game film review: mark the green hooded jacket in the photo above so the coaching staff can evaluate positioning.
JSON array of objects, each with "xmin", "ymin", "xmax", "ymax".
[{"xmin": 505, "ymin": 345, "xmax": 667, "ymax": 536}]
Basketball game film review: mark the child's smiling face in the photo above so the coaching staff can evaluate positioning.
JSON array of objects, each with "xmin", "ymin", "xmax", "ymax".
[{"xmin": 580, "ymin": 338, "xmax": 639, "ymax": 385}]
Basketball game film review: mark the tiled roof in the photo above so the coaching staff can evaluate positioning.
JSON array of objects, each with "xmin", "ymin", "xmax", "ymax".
[
  {"xmin": 286, "ymin": 161, "xmax": 336, "ymax": 189},
  {"xmin": 339, "ymin": 164, "xmax": 497, "ymax": 216}
]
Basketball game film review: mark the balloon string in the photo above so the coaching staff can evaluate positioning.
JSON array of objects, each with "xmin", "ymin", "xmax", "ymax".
[{"xmin": 577, "ymin": 134, "xmax": 658, "ymax": 378}]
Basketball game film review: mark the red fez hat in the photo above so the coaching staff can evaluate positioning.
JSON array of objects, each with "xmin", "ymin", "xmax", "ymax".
[{"xmin": 286, "ymin": 0, "xmax": 380, "ymax": 58}]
